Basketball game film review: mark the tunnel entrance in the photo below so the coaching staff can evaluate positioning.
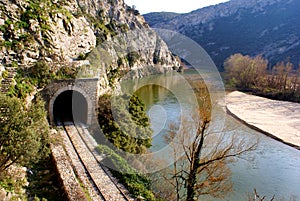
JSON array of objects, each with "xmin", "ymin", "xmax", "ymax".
[{"xmin": 53, "ymin": 90, "xmax": 88, "ymax": 125}]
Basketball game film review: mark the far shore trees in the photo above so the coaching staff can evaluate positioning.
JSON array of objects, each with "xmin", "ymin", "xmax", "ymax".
[
  {"xmin": 225, "ymin": 54, "xmax": 268, "ymax": 89},
  {"xmin": 225, "ymin": 53, "xmax": 300, "ymax": 102}
]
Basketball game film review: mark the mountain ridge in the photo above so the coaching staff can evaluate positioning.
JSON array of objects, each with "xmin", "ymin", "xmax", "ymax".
[{"xmin": 144, "ymin": 0, "xmax": 300, "ymax": 68}]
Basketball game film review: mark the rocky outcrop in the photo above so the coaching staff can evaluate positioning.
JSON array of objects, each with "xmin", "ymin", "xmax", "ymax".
[
  {"xmin": 0, "ymin": 0, "xmax": 94, "ymax": 66},
  {"xmin": 0, "ymin": 0, "xmax": 179, "ymax": 81},
  {"xmin": 0, "ymin": 1, "xmax": 180, "ymax": 199},
  {"xmin": 0, "ymin": 166, "xmax": 28, "ymax": 201}
]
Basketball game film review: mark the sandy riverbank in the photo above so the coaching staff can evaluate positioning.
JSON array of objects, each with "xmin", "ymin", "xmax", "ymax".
[{"xmin": 226, "ymin": 91, "xmax": 300, "ymax": 150}]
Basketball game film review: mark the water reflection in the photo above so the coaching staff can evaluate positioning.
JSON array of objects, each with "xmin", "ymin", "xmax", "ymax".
[
  {"xmin": 128, "ymin": 72, "xmax": 300, "ymax": 200},
  {"xmin": 134, "ymin": 84, "xmax": 181, "ymax": 152}
]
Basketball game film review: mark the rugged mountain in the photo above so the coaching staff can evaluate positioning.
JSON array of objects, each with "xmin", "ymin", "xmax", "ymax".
[
  {"xmin": 143, "ymin": 12, "xmax": 180, "ymax": 27},
  {"xmin": 0, "ymin": 0, "xmax": 179, "ymax": 88},
  {"xmin": 144, "ymin": 0, "xmax": 300, "ymax": 68}
]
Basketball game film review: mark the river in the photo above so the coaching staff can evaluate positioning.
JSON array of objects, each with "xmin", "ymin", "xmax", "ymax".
[{"xmin": 120, "ymin": 70, "xmax": 300, "ymax": 200}]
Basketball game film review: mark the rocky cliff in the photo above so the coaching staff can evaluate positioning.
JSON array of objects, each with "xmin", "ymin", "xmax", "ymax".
[
  {"xmin": 0, "ymin": 0, "xmax": 179, "ymax": 87},
  {"xmin": 144, "ymin": 0, "xmax": 300, "ymax": 68}
]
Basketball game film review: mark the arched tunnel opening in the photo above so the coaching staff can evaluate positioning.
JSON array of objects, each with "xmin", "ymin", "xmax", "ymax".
[{"xmin": 53, "ymin": 90, "xmax": 88, "ymax": 125}]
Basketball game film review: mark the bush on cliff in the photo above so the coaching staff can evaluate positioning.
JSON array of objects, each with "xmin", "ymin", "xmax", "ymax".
[{"xmin": 0, "ymin": 93, "xmax": 50, "ymax": 174}]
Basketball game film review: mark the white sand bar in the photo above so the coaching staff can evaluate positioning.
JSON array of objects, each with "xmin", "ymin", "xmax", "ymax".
[{"xmin": 226, "ymin": 91, "xmax": 300, "ymax": 150}]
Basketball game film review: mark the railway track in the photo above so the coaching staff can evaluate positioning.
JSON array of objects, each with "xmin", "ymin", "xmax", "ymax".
[{"xmin": 60, "ymin": 122, "xmax": 133, "ymax": 201}]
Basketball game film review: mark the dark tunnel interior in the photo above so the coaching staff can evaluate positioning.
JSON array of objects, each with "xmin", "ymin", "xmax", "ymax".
[{"xmin": 53, "ymin": 90, "xmax": 88, "ymax": 125}]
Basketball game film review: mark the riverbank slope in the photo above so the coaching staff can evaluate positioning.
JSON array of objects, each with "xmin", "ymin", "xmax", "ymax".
[{"xmin": 226, "ymin": 91, "xmax": 300, "ymax": 150}]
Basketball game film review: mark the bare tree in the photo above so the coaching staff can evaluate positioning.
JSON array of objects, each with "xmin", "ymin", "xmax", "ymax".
[
  {"xmin": 224, "ymin": 53, "xmax": 268, "ymax": 89},
  {"xmin": 290, "ymin": 68, "xmax": 300, "ymax": 95},
  {"xmin": 165, "ymin": 116, "xmax": 256, "ymax": 200},
  {"xmin": 247, "ymin": 189, "xmax": 297, "ymax": 201},
  {"xmin": 247, "ymin": 189, "xmax": 275, "ymax": 201},
  {"xmin": 269, "ymin": 62, "xmax": 293, "ymax": 93},
  {"xmin": 155, "ymin": 86, "xmax": 257, "ymax": 201}
]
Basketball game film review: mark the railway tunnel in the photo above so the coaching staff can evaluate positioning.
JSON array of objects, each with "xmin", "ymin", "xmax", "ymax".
[
  {"xmin": 46, "ymin": 78, "xmax": 98, "ymax": 126},
  {"xmin": 53, "ymin": 90, "xmax": 88, "ymax": 125}
]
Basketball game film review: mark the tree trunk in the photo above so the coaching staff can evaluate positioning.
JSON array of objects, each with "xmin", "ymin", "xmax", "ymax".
[
  {"xmin": 186, "ymin": 171, "xmax": 197, "ymax": 201},
  {"xmin": 186, "ymin": 121, "xmax": 206, "ymax": 201}
]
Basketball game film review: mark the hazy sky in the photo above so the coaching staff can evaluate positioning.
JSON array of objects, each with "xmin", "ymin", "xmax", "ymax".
[{"xmin": 124, "ymin": 0, "xmax": 230, "ymax": 14}]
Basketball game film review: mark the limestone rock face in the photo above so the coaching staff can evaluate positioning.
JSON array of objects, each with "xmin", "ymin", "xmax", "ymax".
[
  {"xmin": 0, "ymin": 0, "xmax": 179, "ymax": 78},
  {"xmin": 0, "ymin": 0, "xmax": 96, "ymax": 67}
]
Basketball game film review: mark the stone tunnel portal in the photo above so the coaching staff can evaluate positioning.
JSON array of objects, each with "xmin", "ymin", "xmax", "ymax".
[{"xmin": 53, "ymin": 90, "xmax": 88, "ymax": 125}]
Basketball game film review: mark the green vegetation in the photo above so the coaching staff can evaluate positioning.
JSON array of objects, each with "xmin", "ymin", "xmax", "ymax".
[
  {"xmin": 55, "ymin": 65, "xmax": 79, "ymax": 79},
  {"xmin": 77, "ymin": 52, "xmax": 89, "ymax": 60},
  {"xmin": 106, "ymin": 66, "xmax": 123, "ymax": 87},
  {"xmin": 106, "ymin": 65, "xmax": 130, "ymax": 87},
  {"xmin": 94, "ymin": 20, "xmax": 115, "ymax": 44},
  {"xmin": 0, "ymin": 93, "xmax": 50, "ymax": 173},
  {"xmin": 96, "ymin": 94, "xmax": 167, "ymax": 200},
  {"xmin": 128, "ymin": 94, "xmax": 150, "ymax": 127},
  {"xmin": 0, "ymin": 93, "xmax": 64, "ymax": 200},
  {"xmin": 0, "ymin": 62, "xmax": 71, "ymax": 200},
  {"xmin": 96, "ymin": 145, "xmax": 156, "ymax": 200},
  {"xmin": 105, "ymin": 51, "xmax": 141, "ymax": 86},
  {"xmin": 20, "ymin": 0, "xmax": 71, "ymax": 30},
  {"xmin": 26, "ymin": 157, "xmax": 66, "ymax": 201},
  {"xmin": 83, "ymin": 10, "xmax": 119, "ymax": 45},
  {"xmin": 0, "ymin": 19, "xmax": 28, "ymax": 50},
  {"xmin": 126, "ymin": 5, "xmax": 140, "ymax": 16},
  {"xmin": 153, "ymin": 54, "xmax": 163, "ymax": 65},
  {"xmin": 0, "ymin": 0, "xmax": 72, "ymax": 51},
  {"xmin": 28, "ymin": 61, "xmax": 55, "ymax": 88},
  {"xmin": 1, "ymin": 70, "xmax": 9, "ymax": 79},
  {"xmin": 98, "ymin": 94, "xmax": 152, "ymax": 154},
  {"xmin": 7, "ymin": 76, "xmax": 34, "ymax": 99},
  {"xmin": 0, "ymin": 168, "xmax": 28, "ymax": 200},
  {"xmin": 225, "ymin": 53, "xmax": 300, "ymax": 102},
  {"xmin": 127, "ymin": 51, "xmax": 141, "ymax": 67},
  {"xmin": 7, "ymin": 61, "xmax": 78, "ymax": 99}
]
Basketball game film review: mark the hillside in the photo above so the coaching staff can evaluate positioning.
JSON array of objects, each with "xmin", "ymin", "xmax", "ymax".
[
  {"xmin": 0, "ymin": 0, "xmax": 180, "ymax": 200},
  {"xmin": 144, "ymin": 0, "xmax": 300, "ymax": 69},
  {"xmin": 143, "ymin": 12, "xmax": 180, "ymax": 27},
  {"xmin": 0, "ymin": 0, "xmax": 179, "ymax": 91}
]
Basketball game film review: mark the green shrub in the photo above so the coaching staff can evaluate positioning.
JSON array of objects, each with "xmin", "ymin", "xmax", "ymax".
[
  {"xmin": 0, "ymin": 93, "xmax": 50, "ymax": 173},
  {"xmin": 12, "ymin": 80, "xmax": 34, "ymax": 98},
  {"xmin": 107, "ymin": 66, "xmax": 121, "ymax": 86},
  {"xmin": 55, "ymin": 65, "xmax": 78, "ymax": 79},
  {"xmin": 28, "ymin": 61, "xmax": 54, "ymax": 88},
  {"xmin": 98, "ymin": 94, "xmax": 152, "ymax": 154},
  {"xmin": 17, "ymin": 21, "xmax": 29, "ymax": 29},
  {"xmin": 4, "ymin": 41, "xmax": 12, "ymax": 47},
  {"xmin": 1, "ymin": 70, "xmax": 9, "ymax": 79},
  {"xmin": 153, "ymin": 55, "xmax": 163, "ymax": 65},
  {"xmin": 78, "ymin": 52, "xmax": 88, "ymax": 60},
  {"xmin": 127, "ymin": 51, "xmax": 141, "ymax": 67},
  {"xmin": 6, "ymin": 67, "xmax": 35, "ymax": 99},
  {"xmin": 96, "ymin": 145, "xmax": 156, "ymax": 200},
  {"xmin": 0, "ymin": 25, "xmax": 5, "ymax": 32}
]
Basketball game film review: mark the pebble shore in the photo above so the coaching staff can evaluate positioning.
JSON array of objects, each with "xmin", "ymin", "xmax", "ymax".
[{"xmin": 226, "ymin": 91, "xmax": 300, "ymax": 150}]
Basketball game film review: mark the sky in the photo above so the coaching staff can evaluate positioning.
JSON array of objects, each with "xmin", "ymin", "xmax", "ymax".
[{"xmin": 123, "ymin": 0, "xmax": 230, "ymax": 14}]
